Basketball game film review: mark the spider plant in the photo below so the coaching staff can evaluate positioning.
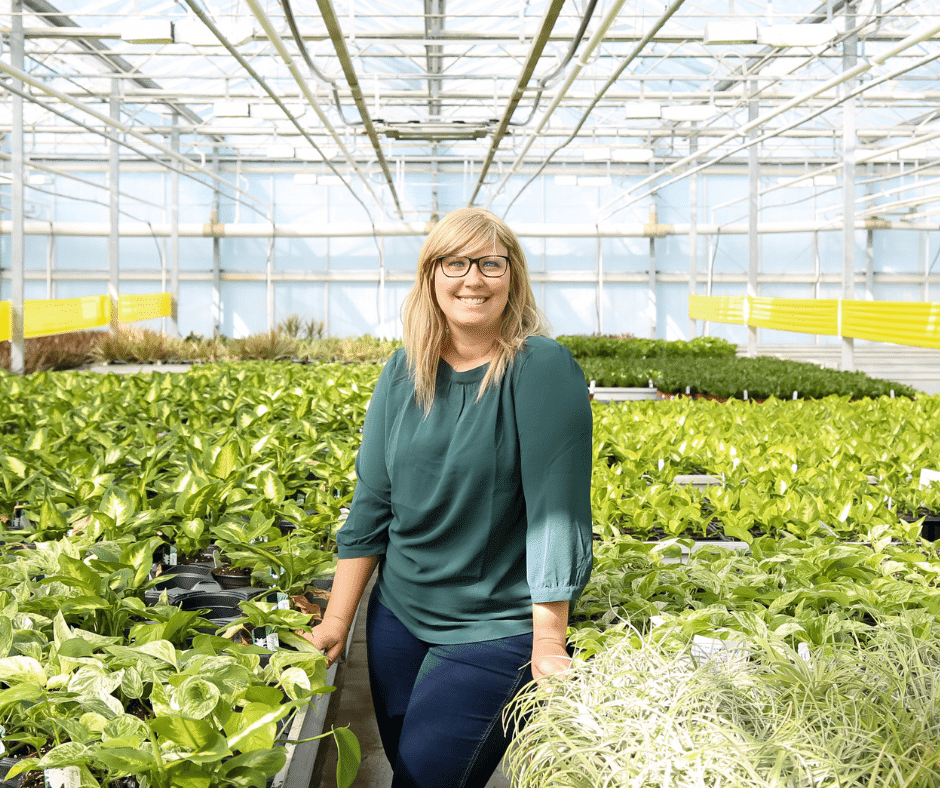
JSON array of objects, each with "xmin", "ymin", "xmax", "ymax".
[{"xmin": 505, "ymin": 615, "xmax": 940, "ymax": 788}]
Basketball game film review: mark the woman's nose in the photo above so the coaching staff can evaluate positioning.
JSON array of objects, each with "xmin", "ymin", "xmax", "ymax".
[{"xmin": 463, "ymin": 261, "xmax": 486, "ymax": 284}]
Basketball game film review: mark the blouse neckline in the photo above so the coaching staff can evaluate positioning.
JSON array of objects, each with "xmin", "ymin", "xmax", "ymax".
[{"xmin": 438, "ymin": 356, "xmax": 490, "ymax": 384}]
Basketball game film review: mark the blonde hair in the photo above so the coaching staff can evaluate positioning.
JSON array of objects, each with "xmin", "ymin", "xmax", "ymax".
[{"xmin": 401, "ymin": 208, "xmax": 549, "ymax": 414}]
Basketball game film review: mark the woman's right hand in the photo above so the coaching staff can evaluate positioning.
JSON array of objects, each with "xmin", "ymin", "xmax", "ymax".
[{"xmin": 298, "ymin": 615, "xmax": 351, "ymax": 667}]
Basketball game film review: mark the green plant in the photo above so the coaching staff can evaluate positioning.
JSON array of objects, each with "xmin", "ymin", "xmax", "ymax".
[
  {"xmin": 507, "ymin": 616, "xmax": 940, "ymax": 788},
  {"xmin": 276, "ymin": 314, "xmax": 325, "ymax": 341}
]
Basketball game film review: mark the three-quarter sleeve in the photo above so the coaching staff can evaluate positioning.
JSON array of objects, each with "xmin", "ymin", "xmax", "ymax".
[
  {"xmin": 335, "ymin": 353, "xmax": 399, "ymax": 558},
  {"xmin": 514, "ymin": 340, "xmax": 594, "ymax": 604}
]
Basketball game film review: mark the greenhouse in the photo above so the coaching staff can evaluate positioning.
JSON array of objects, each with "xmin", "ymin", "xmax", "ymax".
[{"xmin": 2, "ymin": 0, "xmax": 940, "ymax": 786}]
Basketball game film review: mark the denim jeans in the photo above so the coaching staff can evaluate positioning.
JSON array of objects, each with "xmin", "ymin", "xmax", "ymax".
[{"xmin": 366, "ymin": 594, "xmax": 534, "ymax": 788}]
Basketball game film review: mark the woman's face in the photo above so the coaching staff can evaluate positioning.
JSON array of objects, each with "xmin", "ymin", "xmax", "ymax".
[{"xmin": 433, "ymin": 237, "xmax": 511, "ymax": 339}]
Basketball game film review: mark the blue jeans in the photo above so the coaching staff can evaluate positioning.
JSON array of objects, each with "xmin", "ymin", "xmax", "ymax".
[{"xmin": 366, "ymin": 595, "xmax": 534, "ymax": 788}]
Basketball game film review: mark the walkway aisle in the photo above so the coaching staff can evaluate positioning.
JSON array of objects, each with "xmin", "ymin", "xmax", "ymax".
[{"xmin": 313, "ymin": 574, "xmax": 512, "ymax": 788}]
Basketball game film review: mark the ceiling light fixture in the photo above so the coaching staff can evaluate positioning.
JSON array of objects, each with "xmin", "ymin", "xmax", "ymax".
[
  {"xmin": 757, "ymin": 23, "xmax": 838, "ymax": 48},
  {"xmin": 704, "ymin": 21, "xmax": 758, "ymax": 45},
  {"xmin": 121, "ymin": 20, "xmax": 174, "ymax": 44}
]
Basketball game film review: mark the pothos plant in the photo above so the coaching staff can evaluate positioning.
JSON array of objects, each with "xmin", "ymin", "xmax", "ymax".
[{"xmin": 0, "ymin": 604, "xmax": 360, "ymax": 788}]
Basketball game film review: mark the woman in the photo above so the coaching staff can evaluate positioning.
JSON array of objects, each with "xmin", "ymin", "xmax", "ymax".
[{"xmin": 304, "ymin": 207, "xmax": 593, "ymax": 788}]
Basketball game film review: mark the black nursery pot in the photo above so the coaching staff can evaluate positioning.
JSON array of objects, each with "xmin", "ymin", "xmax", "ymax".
[
  {"xmin": 178, "ymin": 590, "xmax": 245, "ymax": 621},
  {"xmin": 210, "ymin": 567, "xmax": 253, "ymax": 590},
  {"xmin": 921, "ymin": 514, "xmax": 940, "ymax": 542},
  {"xmin": 154, "ymin": 563, "xmax": 215, "ymax": 589}
]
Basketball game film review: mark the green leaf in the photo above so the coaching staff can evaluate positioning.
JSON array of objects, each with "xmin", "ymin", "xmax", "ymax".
[
  {"xmin": 136, "ymin": 640, "xmax": 180, "ymax": 669},
  {"xmin": 4, "ymin": 758, "xmax": 41, "ymax": 780},
  {"xmin": 121, "ymin": 667, "xmax": 144, "ymax": 700},
  {"xmin": 255, "ymin": 470, "xmax": 285, "ymax": 504},
  {"xmin": 0, "ymin": 682, "xmax": 44, "ymax": 708},
  {"xmin": 165, "ymin": 760, "xmax": 211, "ymax": 788},
  {"xmin": 0, "ymin": 616, "xmax": 13, "ymax": 659},
  {"xmin": 102, "ymin": 714, "xmax": 150, "ymax": 743},
  {"xmin": 79, "ymin": 712, "xmax": 109, "ymax": 734},
  {"xmin": 226, "ymin": 704, "xmax": 288, "ymax": 752},
  {"xmin": 151, "ymin": 716, "xmax": 231, "ymax": 763},
  {"xmin": 217, "ymin": 749, "xmax": 286, "ymax": 788},
  {"xmin": 183, "ymin": 484, "xmax": 219, "ymax": 519},
  {"xmin": 210, "ymin": 442, "xmax": 239, "ymax": 480},
  {"xmin": 39, "ymin": 741, "xmax": 88, "ymax": 768},
  {"xmin": 100, "ymin": 486, "xmax": 136, "ymax": 528},
  {"xmin": 228, "ymin": 702, "xmax": 279, "ymax": 752},
  {"xmin": 58, "ymin": 638, "xmax": 95, "ymax": 659},
  {"xmin": 40, "ymin": 500, "xmax": 67, "ymax": 532},
  {"xmin": 1, "ymin": 455, "xmax": 27, "ymax": 478},
  {"xmin": 333, "ymin": 726, "xmax": 361, "ymax": 788},
  {"xmin": 0, "ymin": 655, "xmax": 47, "ymax": 686},
  {"xmin": 54, "ymin": 554, "xmax": 103, "ymax": 596},
  {"xmin": 93, "ymin": 746, "xmax": 156, "ymax": 774},
  {"xmin": 122, "ymin": 540, "xmax": 158, "ymax": 587},
  {"xmin": 176, "ymin": 676, "xmax": 221, "ymax": 720}
]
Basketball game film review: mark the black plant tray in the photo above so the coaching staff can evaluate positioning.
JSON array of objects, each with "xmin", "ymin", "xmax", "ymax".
[{"xmin": 0, "ymin": 756, "xmax": 24, "ymax": 788}]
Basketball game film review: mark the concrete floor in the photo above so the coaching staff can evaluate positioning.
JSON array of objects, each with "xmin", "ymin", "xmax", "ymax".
[{"xmin": 313, "ymin": 575, "xmax": 512, "ymax": 788}]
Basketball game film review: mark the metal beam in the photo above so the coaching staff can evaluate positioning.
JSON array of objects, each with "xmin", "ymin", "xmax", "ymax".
[
  {"xmin": 468, "ymin": 0, "xmax": 566, "ymax": 206},
  {"xmin": 108, "ymin": 79, "xmax": 120, "ymax": 333},
  {"xmin": 10, "ymin": 0, "xmax": 25, "ymax": 375},
  {"xmin": 21, "ymin": 0, "xmax": 218, "ymax": 140},
  {"xmin": 316, "ymin": 0, "xmax": 403, "ymax": 218},
  {"xmin": 842, "ymin": 2, "xmax": 857, "ymax": 372}
]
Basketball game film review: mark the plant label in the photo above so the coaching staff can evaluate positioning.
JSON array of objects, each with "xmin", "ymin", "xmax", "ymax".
[
  {"xmin": 919, "ymin": 468, "xmax": 940, "ymax": 489},
  {"xmin": 45, "ymin": 767, "xmax": 80, "ymax": 788},
  {"xmin": 11, "ymin": 507, "xmax": 28, "ymax": 531}
]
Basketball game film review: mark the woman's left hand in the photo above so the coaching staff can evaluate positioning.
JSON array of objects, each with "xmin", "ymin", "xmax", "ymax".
[{"xmin": 531, "ymin": 637, "xmax": 572, "ymax": 685}]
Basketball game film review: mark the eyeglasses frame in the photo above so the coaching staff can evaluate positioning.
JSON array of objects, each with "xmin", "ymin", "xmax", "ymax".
[{"xmin": 436, "ymin": 254, "xmax": 510, "ymax": 278}]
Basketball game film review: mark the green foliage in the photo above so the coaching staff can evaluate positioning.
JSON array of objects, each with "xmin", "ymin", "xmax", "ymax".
[
  {"xmin": 579, "ymin": 354, "xmax": 917, "ymax": 399},
  {"xmin": 557, "ymin": 334, "xmax": 737, "ymax": 360}
]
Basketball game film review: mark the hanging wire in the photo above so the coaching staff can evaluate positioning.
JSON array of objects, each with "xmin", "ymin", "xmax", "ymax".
[
  {"xmin": 279, "ymin": 0, "xmax": 357, "ymax": 126},
  {"xmin": 510, "ymin": 0, "xmax": 601, "ymax": 127}
]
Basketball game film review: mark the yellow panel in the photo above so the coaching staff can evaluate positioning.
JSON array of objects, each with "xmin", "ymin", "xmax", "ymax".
[
  {"xmin": 0, "ymin": 301, "xmax": 9, "ymax": 342},
  {"xmin": 24, "ymin": 296, "xmax": 110, "ymax": 338},
  {"xmin": 747, "ymin": 297, "xmax": 838, "ymax": 335},
  {"xmin": 843, "ymin": 300, "xmax": 940, "ymax": 349},
  {"xmin": 689, "ymin": 294, "xmax": 745, "ymax": 324},
  {"xmin": 119, "ymin": 292, "xmax": 172, "ymax": 323}
]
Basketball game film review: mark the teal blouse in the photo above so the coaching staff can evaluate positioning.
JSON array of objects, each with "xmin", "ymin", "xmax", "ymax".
[{"xmin": 336, "ymin": 335, "xmax": 594, "ymax": 644}]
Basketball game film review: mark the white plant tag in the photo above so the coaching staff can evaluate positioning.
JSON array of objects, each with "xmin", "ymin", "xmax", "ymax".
[
  {"xmin": 266, "ymin": 627, "xmax": 280, "ymax": 650},
  {"xmin": 45, "ymin": 767, "xmax": 80, "ymax": 788},
  {"xmin": 919, "ymin": 468, "xmax": 940, "ymax": 489}
]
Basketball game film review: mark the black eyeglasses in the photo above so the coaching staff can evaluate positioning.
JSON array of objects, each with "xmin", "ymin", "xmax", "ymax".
[{"xmin": 437, "ymin": 255, "xmax": 510, "ymax": 278}]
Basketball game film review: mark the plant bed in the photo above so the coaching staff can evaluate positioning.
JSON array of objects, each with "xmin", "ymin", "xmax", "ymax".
[{"xmin": 590, "ymin": 385, "xmax": 659, "ymax": 402}]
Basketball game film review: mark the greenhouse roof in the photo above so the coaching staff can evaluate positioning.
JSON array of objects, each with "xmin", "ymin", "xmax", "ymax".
[{"xmin": 2, "ymin": 0, "xmax": 939, "ymax": 222}]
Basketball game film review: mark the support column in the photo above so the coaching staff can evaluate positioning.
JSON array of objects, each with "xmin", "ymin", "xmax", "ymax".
[
  {"xmin": 865, "ymin": 162, "xmax": 874, "ymax": 300},
  {"xmin": 212, "ymin": 147, "xmax": 221, "ymax": 337},
  {"xmin": 169, "ymin": 111, "xmax": 180, "ymax": 336},
  {"xmin": 747, "ymin": 80, "xmax": 759, "ymax": 358},
  {"xmin": 841, "ymin": 3, "xmax": 857, "ymax": 371},
  {"xmin": 596, "ymin": 233, "xmax": 603, "ymax": 335},
  {"xmin": 648, "ymin": 204, "xmax": 657, "ymax": 340},
  {"xmin": 9, "ymin": 0, "xmax": 25, "ymax": 374},
  {"xmin": 266, "ymin": 172, "xmax": 275, "ymax": 332},
  {"xmin": 688, "ymin": 125, "xmax": 698, "ymax": 338},
  {"xmin": 108, "ymin": 79, "xmax": 120, "ymax": 332}
]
